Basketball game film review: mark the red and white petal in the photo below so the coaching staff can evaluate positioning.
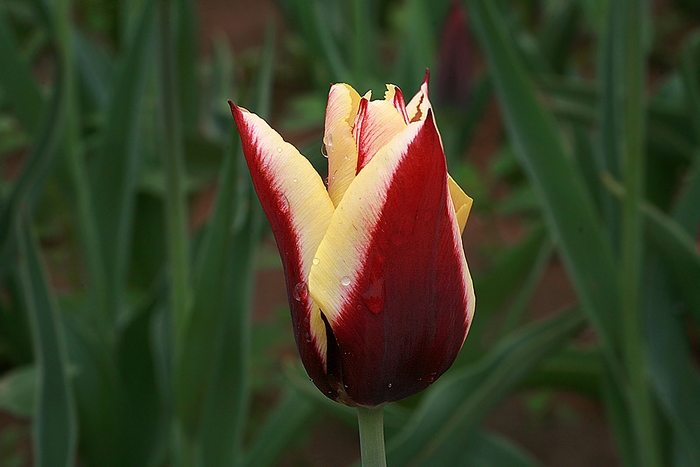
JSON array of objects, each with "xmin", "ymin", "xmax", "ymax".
[
  {"xmin": 325, "ymin": 84, "xmax": 361, "ymax": 206},
  {"xmin": 385, "ymin": 84, "xmax": 409, "ymax": 124},
  {"xmin": 230, "ymin": 103, "xmax": 334, "ymax": 390},
  {"xmin": 353, "ymin": 90, "xmax": 407, "ymax": 172},
  {"xmin": 406, "ymin": 70, "xmax": 431, "ymax": 123},
  {"xmin": 308, "ymin": 110, "xmax": 474, "ymax": 406}
]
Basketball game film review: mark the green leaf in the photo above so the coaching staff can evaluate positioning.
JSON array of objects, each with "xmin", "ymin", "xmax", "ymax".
[
  {"xmin": 176, "ymin": 21, "xmax": 275, "ymax": 465},
  {"xmin": 600, "ymin": 365, "xmax": 638, "ymax": 467},
  {"xmin": 644, "ymin": 258, "xmax": 700, "ymax": 466},
  {"xmin": 241, "ymin": 388, "xmax": 315, "ymax": 467},
  {"xmin": 680, "ymin": 32, "xmax": 700, "ymax": 137},
  {"xmin": 458, "ymin": 225, "xmax": 548, "ymax": 364},
  {"xmin": 74, "ymin": 30, "xmax": 114, "ymax": 112},
  {"xmin": 386, "ymin": 309, "xmax": 585, "ymax": 466},
  {"xmin": 604, "ymin": 171, "xmax": 700, "ymax": 325},
  {"xmin": 455, "ymin": 430, "xmax": 541, "ymax": 467},
  {"xmin": 0, "ymin": 64, "xmax": 65, "ymax": 274},
  {"xmin": 0, "ymin": 6, "xmax": 44, "ymax": 134},
  {"xmin": 644, "ymin": 201, "xmax": 700, "ymax": 325},
  {"xmin": 538, "ymin": 0, "xmax": 580, "ymax": 75},
  {"xmin": 672, "ymin": 153, "xmax": 700, "ymax": 235},
  {"xmin": 0, "ymin": 366, "xmax": 36, "ymax": 418},
  {"xmin": 115, "ymin": 301, "xmax": 165, "ymax": 467},
  {"xmin": 88, "ymin": 0, "xmax": 157, "ymax": 325},
  {"xmin": 17, "ymin": 219, "xmax": 77, "ymax": 467},
  {"xmin": 468, "ymin": 0, "xmax": 621, "ymax": 360},
  {"xmin": 175, "ymin": 0, "xmax": 199, "ymax": 132},
  {"xmin": 278, "ymin": 0, "xmax": 350, "ymax": 83},
  {"xmin": 63, "ymin": 317, "xmax": 122, "ymax": 467},
  {"xmin": 523, "ymin": 347, "xmax": 603, "ymax": 399}
]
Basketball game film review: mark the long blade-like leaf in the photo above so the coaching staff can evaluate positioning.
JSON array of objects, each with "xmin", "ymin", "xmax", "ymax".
[
  {"xmin": 176, "ymin": 20, "xmax": 276, "ymax": 465},
  {"xmin": 454, "ymin": 430, "xmax": 541, "ymax": 467},
  {"xmin": 0, "ymin": 7, "xmax": 44, "ymax": 133},
  {"xmin": 89, "ymin": 0, "xmax": 157, "ymax": 325},
  {"xmin": 0, "ymin": 67, "xmax": 65, "ymax": 272},
  {"xmin": 644, "ymin": 259, "xmax": 700, "ymax": 466},
  {"xmin": 468, "ymin": 0, "xmax": 621, "ymax": 359},
  {"xmin": 385, "ymin": 309, "xmax": 585, "ymax": 466},
  {"xmin": 17, "ymin": 219, "xmax": 77, "ymax": 467},
  {"xmin": 241, "ymin": 389, "xmax": 315, "ymax": 467}
]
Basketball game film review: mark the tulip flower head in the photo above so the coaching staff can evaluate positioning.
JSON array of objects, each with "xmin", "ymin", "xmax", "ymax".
[{"xmin": 229, "ymin": 72, "xmax": 475, "ymax": 408}]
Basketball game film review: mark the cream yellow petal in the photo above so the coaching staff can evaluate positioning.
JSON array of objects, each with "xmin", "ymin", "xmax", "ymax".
[
  {"xmin": 448, "ymin": 175, "xmax": 473, "ymax": 235},
  {"xmin": 325, "ymin": 84, "xmax": 361, "ymax": 206}
]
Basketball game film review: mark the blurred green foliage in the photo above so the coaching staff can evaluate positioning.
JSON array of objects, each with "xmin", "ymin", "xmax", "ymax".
[{"xmin": 0, "ymin": 0, "xmax": 699, "ymax": 466}]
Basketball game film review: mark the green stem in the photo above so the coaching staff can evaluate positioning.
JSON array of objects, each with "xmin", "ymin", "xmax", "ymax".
[
  {"xmin": 55, "ymin": 0, "xmax": 110, "ymax": 338},
  {"xmin": 157, "ymin": 1, "xmax": 192, "ymax": 464},
  {"xmin": 357, "ymin": 406, "xmax": 387, "ymax": 467},
  {"xmin": 619, "ymin": 0, "xmax": 659, "ymax": 465},
  {"xmin": 157, "ymin": 0, "xmax": 190, "ymax": 343}
]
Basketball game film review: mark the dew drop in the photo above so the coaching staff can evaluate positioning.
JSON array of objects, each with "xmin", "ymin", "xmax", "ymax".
[
  {"xmin": 320, "ymin": 143, "xmax": 328, "ymax": 158},
  {"xmin": 340, "ymin": 276, "xmax": 351, "ymax": 286},
  {"xmin": 388, "ymin": 383, "xmax": 392, "ymax": 388},
  {"xmin": 279, "ymin": 195, "xmax": 290, "ymax": 213},
  {"xmin": 426, "ymin": 372, "xmax": 437, "ymax": 384},
  {"xmin": 355, "ymin": 304, "xmax": 362, "ymax": 311},
  {"xmin": 324, "ymin": 133, "xmax": 333, "ymax": 147},
  {"xmin": 304, "ymin": 332, "xmax": 311, "ymax": 343},
  {"xmin": 293, "ymin": 282, "xmax": 309, "ymax": 301},
  {"xmin": 276, "ymin": 147, "xmax": 283, "ymax": 153},
  {"xmin": 361, "ymin": 253, "xmax": 386, "ymax": 314},
  {"xmin": 293, "ymin": 177, "xmax": 298, "ymax": 183},
  {"xmin": 303, "ymin": 316, "xmax": 309, "ymax": 324},
  {"xmin": 312, "ymin": 258, "xmax": 320, "ymax": 265},
  {"xmin": 361, "ymin": 278, "xmax": 385, "ymax": 314}
]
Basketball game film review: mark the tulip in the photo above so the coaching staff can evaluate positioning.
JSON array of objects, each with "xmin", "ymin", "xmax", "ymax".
[{"xmin": 229, "ymin": 72, "xmax": 475, "ymax": 408}]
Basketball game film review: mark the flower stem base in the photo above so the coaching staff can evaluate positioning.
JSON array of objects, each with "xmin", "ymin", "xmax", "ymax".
[{"xmin": 357, "ymin": 406, "xmax": 387, "ymax": 467}]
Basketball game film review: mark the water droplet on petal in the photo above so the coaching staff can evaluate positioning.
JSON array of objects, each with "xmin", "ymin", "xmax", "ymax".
[
  {"xmin": 293, "ymin": 177, "xmax": 298, "ymax": 183},
  {"xmin": 361, "ymin": 275, "xmax": 385, "ymax": 314},
  {"xmin": 361, "ymin": 252, "xmax": 386, "ymax": 314},
  {"xmin": 276, "ymin": 147, "xmax": 283, "ymax": 153},
  {"xmin": 324, "ymin": 133, "xmax": 333, "ymax": 147},
  {"xmin": 312, "ymin": 258, "xmax": 320, "ymax": 265},
  {"xmin": 293, "ymin": 282, "xmax": 309, "ymax": 301},
  {"xmin": 304, "ymin": 332, "xmax": 311, "ymax": 343},
  {"xmin": 279, "ymin": 195, "xmax": 290, "ymax": 213},
  {"xmin": 388, "ymin": 383, "xmax": 392, "ymax": 388},
  {"xmin": 340, "ymin": 276, "xmax": 351, "ymax": 286},
  {"xmin": 320, "ymin": 144, "xmax": 328, "ymax": 158}
]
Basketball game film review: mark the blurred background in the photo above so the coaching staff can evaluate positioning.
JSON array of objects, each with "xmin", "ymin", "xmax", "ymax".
[{"xmin": 1, "ymin": 0, "xmax": 699, "ymax": 466}]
